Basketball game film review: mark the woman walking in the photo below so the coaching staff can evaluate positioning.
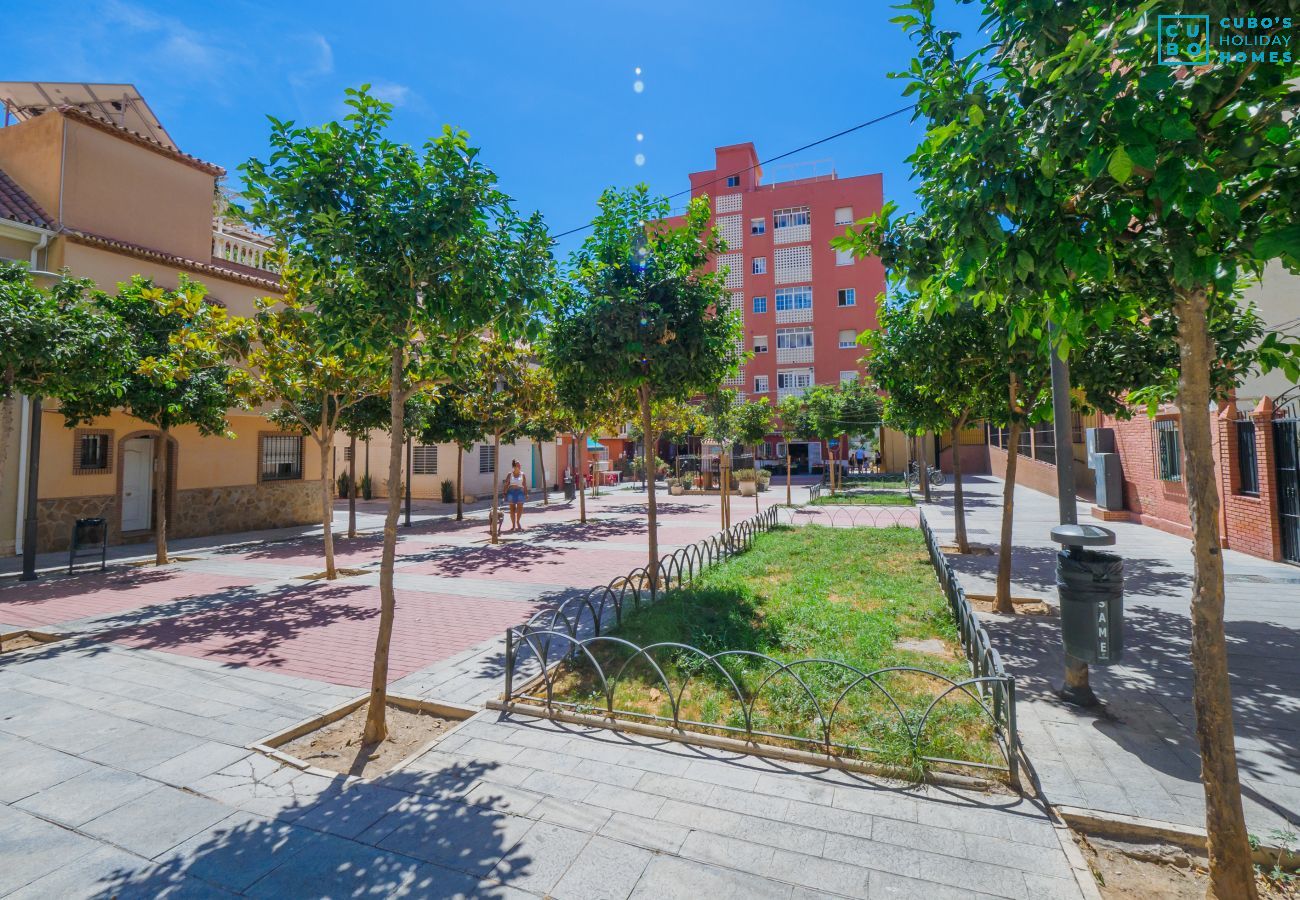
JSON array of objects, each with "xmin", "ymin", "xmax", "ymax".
[{"xmin": 504, "ymin": 459, "xmax": 529, "ymax": 532}]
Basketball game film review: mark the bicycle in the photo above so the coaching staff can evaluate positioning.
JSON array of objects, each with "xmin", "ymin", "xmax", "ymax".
[{"xmin": 904, "ymin": 460, "xmax": 946, "ymax": 489}]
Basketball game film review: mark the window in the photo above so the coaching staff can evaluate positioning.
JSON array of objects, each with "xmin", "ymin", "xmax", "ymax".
[
  {"xmin": 74, "ymin": 431, "xmax": 111, "ymax": 473},
  {"xmin": 750, "ymin": 218, "xmax": 766, "ymax": 235},
  {"xmin": 752, "ymin": 295, "xmax": 768, "ymax": 314},
  {"xmin": 778, "ymin": 370, "xmax": 814, "ymax": 390},
  {"xmin": 774, "ymin": 286, "xmax": 813, "ymax": 311},
  {"xmin": 1153, "ymin": 419, "xmax": 1182, "ymax": 482},
  {"xmin": 1237, "ymin": 420, "xmax": 1259, "ymax": 495},
  {"xmin": 834, "ymin": 206, "xmax": 853, "ymax": 226},
  {"xmin": 838, "ymin": 329, "xmax": 857, "ymax": 349},
  {"xmin": 753, "ymin": 335, "xmax": 769, "ymax": 353},
  {"xmin": 776, "ymin": 326, "xmax": 814, "ymax": 350},
  {"xmin": 840, "ymin": 370, "xmax": 859, "ymax": 384},
  {"xmin": 754, "ymin": 375, "xmax": 770, "ymax": 393},
  {"xmin": 343, "ymin": 446, "xmax": 354, "ymax": 462},
  {"xmin": 835, "ymin": 248, "xmax": 854, "ymax": 266},
  {"xmin": 412, "ymin": 444, "xmax": 438, "ymax": 475},
  {"xmin": 772, "ymin": 206, "xmax": 811, "ymax": 230},
  {"xmin": 726, "ymin": 175, "xmax": 741, "ymax": 187},
  {"xmin": 751, "ymin": 256, "xmax": 767, "ymax": 275},
  {"xmin": 479, "ymin": 444, "xmax": 496, "ymax": 474},
  {"xmin": 837, "ymin": 288, "xmax": 856, "ymax": 307},
  {"xmin": 261, "ymin": 434, "xmax": 303, "ymax": 481}
]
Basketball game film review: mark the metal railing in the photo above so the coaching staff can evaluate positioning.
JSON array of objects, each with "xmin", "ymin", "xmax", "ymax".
[{"xmin": 499, "ymin": 503, "xmax": 1019, "ymax": 782}]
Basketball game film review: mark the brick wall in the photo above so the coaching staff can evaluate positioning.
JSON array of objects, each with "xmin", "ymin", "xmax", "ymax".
[
  {"xmin": 1216, "ymin": 400, "xmax": 1282, "ymax": 561},
  {"xmin": 1103, "ymin": 410, "xmax": 1194, "ymax": 540}
]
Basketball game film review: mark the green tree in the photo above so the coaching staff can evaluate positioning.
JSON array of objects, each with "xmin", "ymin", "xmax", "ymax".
[
  {"xmin": 801, "ymin": 384, "xmax": 844, "ymax": 493},
  {"xmin": 462, "ymin": 338, "xmax": 531, "ymax": 542},
  {"xmin": 160, "ymin": 273, "xmax": 390, "ymax": 579},
  {"xmin": 550, "ymin": 186, "xmax": 740, "ymax": 583},
  {"xmin": 776, "ymin": 394, "xmax": 810, "ymax": 506},
  {"xmin": 241, "ymin": 87, "xmax": 552, "ymax": 743},
  {"xmin": 60, "ymin": 276, "xmax": 234, "ymax": 566},
  {"xmin": 0, "ymin": 262, "xmax": 129, "ymax": 579},
  {"xmin": 863, "ymin": 302, "xmax": 1003, "ymax": 553},
  {"xmin": 418, "ymin": 386, "xmax": 483, "ymax": 521},
  {"xmin": 517, "ymin": 363, "xmax": 564, "ymax": 506}
]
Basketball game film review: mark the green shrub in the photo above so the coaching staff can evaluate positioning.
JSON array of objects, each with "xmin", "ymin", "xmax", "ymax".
[{"xmin": 440, "ymin": 479, "xmax": 456, "ymax": 503}]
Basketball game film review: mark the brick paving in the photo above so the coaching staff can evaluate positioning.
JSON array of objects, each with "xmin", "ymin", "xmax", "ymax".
[{"xmin": 0, "ymin": 484, "xmax": 1092, "ymax": 898}]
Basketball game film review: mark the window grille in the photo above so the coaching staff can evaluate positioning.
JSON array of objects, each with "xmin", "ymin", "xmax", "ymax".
[
  {"xmin": 716, "ymin": 214, "xmax": 743, "ymax": 250},
  {"xmin": 261, "ymin": 434, "xmax": 303, "ymax": 481},
  {"xmin": 479, "ymin": 444, "xmax": 496, "ymax": 474},
  {"xmin": 716, "ymin": 194, "xmax": 742, "ymax": 214},
  {"xmin": 1236, "ymin": 420, "xmax": 1259, "ymax": 495},
  {"xmin": 1153, "ymin": 419, "xmax": 1182, "ymax": 482},
  {"xmin": 774, "ymin": 245, "xmax": 812, "ymax": 283},
  {"xmin": 717, "ymin": 252, "xmax": 743, "ymax": 289},
  {"xmin": 343, "ymin": 446, "xmax": 353, "ymax": 461},
  {"xmin": 74, "ymin": 431, "xmax": 111, "ymax": 473},
  {"xmin": 413, "ymin": 444, "xmax": 438, "ymax": 475},
  {"xmin": 752, "ymin": 295, "xmax": 767, "ymax": 314}
]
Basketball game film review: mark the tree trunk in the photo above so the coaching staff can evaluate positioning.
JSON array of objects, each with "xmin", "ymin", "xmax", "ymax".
[
  {"xmin": 319, "ymin": 436, "xmax": 337, "ymax": 579},
  {"xmin": 577, "ymin": 430, "xmax": 588, "ymax": 524},
  {"xmin": 348, "ymin": 434, "xmax": 357, "ymax": 538},
  {"xmin": 0, "ymin": 394, "xmax": 13, "ymax": 506},
  {"xmin": 995, "ymin": 414, "xmax": 1021, "ymax": 615},
  {"xmin": 154, "ymin": 427, "xmax": 169, "ymax": 566},
  {"xmin": 921, "ymin": 433, "xmax": 933, "ymax": 503},
  {"xmin": 754, "ymin": 444, "xmax": 760, "ymax": 515},
  {"xmin": 362, "ymin": 347, "xmax": 406, "ymax": 745},
  {"xmin": 1175, "ymin": 286, "xmax": 1257, "ymax": 900},
  {"xmin": 786, "ymin": 441, "xmax": 793, "ymax": 506},
  {"xmin": 639, "ymin": 387, "xmax": 659, "ymax": 590},
  {"xmin": 456, "ymin": 445, "xmax": 464, "ymax": 520},
  {"xmin": 951, "ymin": 420, "xmax": 970, "ymax": 554},
  {"xmin": 538, "ymin": 440, "xmax": 549, "ymax": 506},
  {"xmin": 490, "ymin": 431, "xmax": 502, "ymax": 543}
]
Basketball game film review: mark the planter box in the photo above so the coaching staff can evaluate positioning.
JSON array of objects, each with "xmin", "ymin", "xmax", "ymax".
[{"xmin": 739, "ymin": 481, "xmax": 757, "ymax": 497}]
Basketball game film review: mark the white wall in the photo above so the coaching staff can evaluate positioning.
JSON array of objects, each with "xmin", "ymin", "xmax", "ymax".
[
  {"xmin": 332, "ymin": 434, "xmax": 559, "ymax": 501},
  {"xmin": 1238, "ymin": 260, "xmax": 1300, "ymax": 404}
]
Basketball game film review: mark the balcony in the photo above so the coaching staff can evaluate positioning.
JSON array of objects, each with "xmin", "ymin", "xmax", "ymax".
[
  {"xmin": 777, "ymin": 385, "xmax": 811, "ymax": 401},
  {"xmin": 773, "ymin": 223, "xmax": 810, "ymax": 245},
  {"xmin": 776, "ymin": 346, "xmax": 814, "ymax": 365},
  {"xmin": 213, "ymin": 229, "xmax": 277, "ymax": 273}
]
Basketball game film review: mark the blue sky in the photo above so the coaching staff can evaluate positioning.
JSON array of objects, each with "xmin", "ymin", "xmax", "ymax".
[{"xmin": 6, "ymin": 0, "xmax": 985, "ymax": 258}]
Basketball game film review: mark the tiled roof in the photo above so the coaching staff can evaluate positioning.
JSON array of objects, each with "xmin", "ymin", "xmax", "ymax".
[
  {"xmin": 55, "ymin": 105, "xmax": 225, "ymax": 177},
  {"xmin": 0, "ymin": 168, "xmax": 53, "ymax": 229},
  {"xmin": 63, "ymin": 228, "xmax": 282, "ymax": 291}
]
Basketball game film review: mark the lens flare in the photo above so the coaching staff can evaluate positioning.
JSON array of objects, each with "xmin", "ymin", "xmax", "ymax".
[
  {"xmin": 636, "ymin": 132, "xmax": 644, "ymax": 142},
  {"xmin": 633, "ymin": 80, "xmax": 644, "ymax": 93},
  {"xmin": 634, "ymin": 153, "xmax": 646, "ymax": 166}
]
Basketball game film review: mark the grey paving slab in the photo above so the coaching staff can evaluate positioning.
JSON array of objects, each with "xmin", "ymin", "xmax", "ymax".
[
  {"xmin": 5, "ymin": 844, "xmax": 153, "ymax": 900},
  {"xmin": 488, "ymin": 819, "xmax": 592, "ymax": 895},
  {"xmin": 551, "ymin": 834, "xmax": 654, "ymax": 900},
  {"xmin": 629, "ymin": 855, "xmax": 794, "ymax": 900},
  {"xmin": 82, "ymin": 785, "xmax": 235, "ymax": 858},
  {"xmin": 921, "ymin": 474, "xmax": 1300, "ymax": 834},
  {"xmin": 14, "ymin": 765, "xmax": 157, "ymax": 827},
  {"xmin": 0, "ymin": 806, "xmax": 103, "ymax": 894}
]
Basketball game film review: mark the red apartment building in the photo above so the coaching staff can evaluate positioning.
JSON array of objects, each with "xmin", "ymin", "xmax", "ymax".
[{"xmin": 692, "ymin": 142, "xmax": 886, "ymax": 469}]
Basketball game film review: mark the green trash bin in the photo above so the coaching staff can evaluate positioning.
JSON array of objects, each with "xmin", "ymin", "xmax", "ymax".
[{"xmin": 1057, "ymin": 547, "xmax": 1124, "ymax": 664}]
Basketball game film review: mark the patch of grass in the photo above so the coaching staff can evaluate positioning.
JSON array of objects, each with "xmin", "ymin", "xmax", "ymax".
[
  {"xmin": 810, "ymin": 488, "xmax": 914, "ymax": 506},
  {"xmin": 547, "ymin": 525, "xmax": 1002, "ymax": 776}
]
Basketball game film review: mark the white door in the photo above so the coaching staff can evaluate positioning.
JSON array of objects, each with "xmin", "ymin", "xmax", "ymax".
[{"xmin": 121, "ymin": 438, "xmax": 154, "ymax": 532}]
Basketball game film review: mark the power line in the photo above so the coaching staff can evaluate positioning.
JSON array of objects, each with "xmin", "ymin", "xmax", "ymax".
[{"xmin": 549, "ymin": 101, "xmax": 917, "ymax": 243}]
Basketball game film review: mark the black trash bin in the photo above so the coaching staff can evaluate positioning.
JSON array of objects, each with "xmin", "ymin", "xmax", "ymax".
[
  {"xmin": 69, "ymin": 517, "xmax": 108, "ymax": 575},
  {"xmin": 563, "ymin": 472, "xmax": 576, "ymax": 501},
  {"xmin": 1057, "ymin": 547, "xmax": 1124, "ymax": 664}
]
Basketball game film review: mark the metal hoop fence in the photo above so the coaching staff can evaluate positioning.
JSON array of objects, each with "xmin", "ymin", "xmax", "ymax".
[{"xmin": 500, "ymin": 504, "xmax": 1018, "ymax": 782}]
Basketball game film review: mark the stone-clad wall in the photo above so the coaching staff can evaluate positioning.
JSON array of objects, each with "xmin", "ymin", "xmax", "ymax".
[{"xmin": 33, "ymin": 480, "xmax": 320, "ymax": 553}]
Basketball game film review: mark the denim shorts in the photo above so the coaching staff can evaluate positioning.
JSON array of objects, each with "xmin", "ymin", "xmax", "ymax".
[{"xmin": 506, "ymin": 488, "xmax": 525, "ymax": 504}]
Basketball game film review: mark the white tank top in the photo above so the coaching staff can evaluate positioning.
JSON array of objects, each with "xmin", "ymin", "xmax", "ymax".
[{"xmin": 508, "ymin": 472, "xmax": 524, "ymax": 486}]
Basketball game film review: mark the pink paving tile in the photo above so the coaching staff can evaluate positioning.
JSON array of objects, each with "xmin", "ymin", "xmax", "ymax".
[
  {"xmin": 0, "ymin": 569, "xmax": 268, "ymax": 629},
  {"xmin": 399, "ymin": 546, "xmax": 653, "ymax": 584},
  {"xmin": 216, "ymin": 534, "xmax": 388, "ymax": 567},
  {"xmin": 107, "ymin": 582, "xmax": 545, "ymax": 688}
]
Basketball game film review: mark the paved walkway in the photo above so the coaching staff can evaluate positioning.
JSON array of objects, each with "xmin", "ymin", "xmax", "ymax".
[
  {"xmin": 921, "ymin": 475, "xmax": 1300, "ymax": 837},
  {"xmin": 0, "ymin": 484, "xmax": 1090, "ymax": 898}
]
